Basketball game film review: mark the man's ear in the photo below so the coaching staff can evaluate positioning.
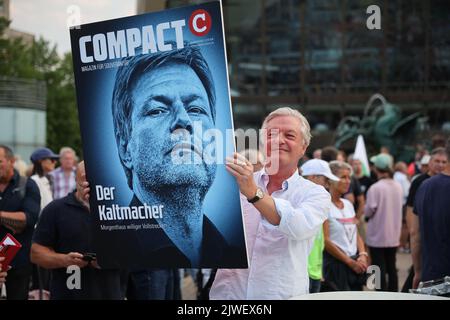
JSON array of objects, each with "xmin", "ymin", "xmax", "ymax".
[
  {"xmin": 118, "ymin": 137, "xmax": 133, "ymax": 170},
  {"xmin": 297, "ymin": 142, "xmax": 307, "ymax": 160}
]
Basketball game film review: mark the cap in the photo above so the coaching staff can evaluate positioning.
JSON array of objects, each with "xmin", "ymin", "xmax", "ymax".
[
  {"xmin": 420, "ymin": 154, "xmax": 430, "ymax": 165},
  {"xmin": 30, "ymin": 147, "xmax": 59, "ymax": 163},
  {"xmin": 301, "ymin": 159, "xmax": 340, "ymax": 181},
  {"xmin": 370, "ymin": 153, "xmax": 392, "ymax": 170}
]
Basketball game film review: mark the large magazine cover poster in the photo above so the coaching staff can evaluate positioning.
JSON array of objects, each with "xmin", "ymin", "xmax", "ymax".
[{"xmin": 70, "ymin": 1, "xmax": 248, "ymax": 268}]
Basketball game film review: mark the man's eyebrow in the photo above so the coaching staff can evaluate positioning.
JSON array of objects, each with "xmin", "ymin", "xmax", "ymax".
[
  {"xmin": 142, "ymin": 94, "xmax": 207, "ymax": 106},
  {"xmin": 182, "ymin": 94, "xmax": 207, "ymax": 104},
  {"xmin": 144, "ymin": 95, "xmax": 172, "ymax": 106}
]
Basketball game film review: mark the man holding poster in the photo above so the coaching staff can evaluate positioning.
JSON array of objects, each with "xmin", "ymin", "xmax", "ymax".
[{"xmin": 211, "ymin": 108, "xmax": 331, "ymax": 299}]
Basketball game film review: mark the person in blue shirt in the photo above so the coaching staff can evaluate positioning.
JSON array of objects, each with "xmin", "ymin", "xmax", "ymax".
[
  {"xmin": 412, "ymin": 138, "xmax": 450, "ymax": 289},
  {"xmin": 0, "ymin": 145, "xmax": 40, "ymax": 300}
]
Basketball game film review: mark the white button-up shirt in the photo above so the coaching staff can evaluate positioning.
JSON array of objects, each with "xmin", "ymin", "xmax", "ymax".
[{"xmin": 210, "ymin": 169, "xmax": 330, "ymax": 300}]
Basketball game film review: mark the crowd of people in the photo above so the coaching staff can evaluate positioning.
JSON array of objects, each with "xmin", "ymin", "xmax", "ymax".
[
  {"xmin": 1, "ymin": 108, "xmax": 449, "ymax": 300},
  {"xmin": 301, "ymin": 140, "xmax": 450, "ymax": 294}
]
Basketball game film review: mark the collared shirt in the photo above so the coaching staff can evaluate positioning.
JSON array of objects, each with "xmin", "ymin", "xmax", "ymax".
[
  {"xmin": 210, "ymin": 169, "xmax": 330, "ymax": 300},
  {"xmin": 0, "ymin": 170, "xmax": 40, "ymax": 267},
  {"xmin": 49, "ymin": 167, "xmax": 76, "ymax": 200}
]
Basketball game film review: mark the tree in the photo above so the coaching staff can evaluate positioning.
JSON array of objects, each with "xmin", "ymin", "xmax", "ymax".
[
  {"xmin": 0, "ymin": 10, "xmax": 82, "ymax": 157},
  {"xmin": 0, "ymin": 9, "xmax": 40, "ymax": 79},
  {"xmin": 45, "ymin": 52, "xmax": 82, "ymax": 158}
]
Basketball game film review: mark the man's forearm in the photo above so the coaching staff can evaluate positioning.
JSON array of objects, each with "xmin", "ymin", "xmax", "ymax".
[
  {"xmin": 31, "ymin": 244, "xmax": 88, "ymax": 269},
  {"xmin": 0, "ymin": 211, "xmax": 27, "ymax": 233},
  {"xmin": 406, "ymin": 206, "xmax": 421, "ymax": 275},
  {"xmin": 411, "ymin": 240, "xmax": 421, "ymax": 274},
  {"xmin": 31, "ymin": 244, "xmax": 67, "ymax": 269},
  {"xmin": 253, "ymin": 195, "xmax": 281, "ymax": 225}
]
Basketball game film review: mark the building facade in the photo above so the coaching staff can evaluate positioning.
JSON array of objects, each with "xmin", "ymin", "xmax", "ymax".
[{"xmin": 138, "ymin": 0, "xmax": 450, "ymax": 154}]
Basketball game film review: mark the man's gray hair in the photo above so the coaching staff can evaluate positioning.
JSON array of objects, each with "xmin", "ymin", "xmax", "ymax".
[
  {"xmin": 430, "ymin": 147, "xmax": 447, "ymax": 159},
  {"xmin": 261, "ymin": 107, "xmax": 312, "ymax": 146},
  {"xmin": 59, "ymin": 146, "xmax": 76, "ymax": 157}
]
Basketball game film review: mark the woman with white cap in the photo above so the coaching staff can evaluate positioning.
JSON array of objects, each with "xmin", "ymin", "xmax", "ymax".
[
  {"xmin": 323, "ymin": 160, "xmax": 368, "ymax": 291},
  {"xmin": 301, "ymin": 159, "xmax": 340, "ymax": 293}
]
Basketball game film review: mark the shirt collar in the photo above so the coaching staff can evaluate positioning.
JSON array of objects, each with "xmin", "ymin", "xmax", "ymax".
[
  {"xmin": 64, "ymin": 191, "xmax": 89, "ymax": 211},
  {"xmin": 10, "ymin": 170, "xmax": 20, "ymax": 185},
  {"xmin": 259, "ymin": 167, "xmax": 301, "ymax": 191},
  {"xmin": 55, "ymin": 167, "xmax": 76, "ymax": 174},
  {"xmin": 1, "ymin": 171, "xmax": 23, "ymax": 196}
]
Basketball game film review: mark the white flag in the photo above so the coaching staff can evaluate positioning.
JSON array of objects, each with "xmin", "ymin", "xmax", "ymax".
[{"xmin": 354, "ymin": 135, "xmax": 370, "ymax": 177}]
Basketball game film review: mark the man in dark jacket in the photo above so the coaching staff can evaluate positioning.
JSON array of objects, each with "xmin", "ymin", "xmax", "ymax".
[{"xmin": 0, "ymin": 145, "xmax": 40, "ymax": 300}]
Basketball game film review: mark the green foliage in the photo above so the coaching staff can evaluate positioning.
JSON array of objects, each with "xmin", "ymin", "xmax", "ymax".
[
  {"xmin": 0, "ymin": 22, "xmax": 82, "ymax": 158},
  {"xmin": 0, "ymin": 12, "xmax": 9, "ymax": 33},
  {"xmin": 46, "ymin": 52, "xmax": 82, "ymax": 158}
]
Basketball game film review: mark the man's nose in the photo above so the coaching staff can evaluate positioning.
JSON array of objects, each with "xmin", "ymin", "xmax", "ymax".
[
  {"xmin": 170, "ymin": 103, "xmax": 193, "ymax": 134},
  {"xmin": 278, "ymin": 133, "xmax": 287, "ymax": 145}
]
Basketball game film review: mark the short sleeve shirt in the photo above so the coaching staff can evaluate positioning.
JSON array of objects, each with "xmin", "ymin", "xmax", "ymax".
[
  {"xmin": 33, "ymin": 192, "xmax": 122, "ymax": 300},
  {"xmin": 327, "ymin": 198, "xmax": 357, "ymax": 257}
]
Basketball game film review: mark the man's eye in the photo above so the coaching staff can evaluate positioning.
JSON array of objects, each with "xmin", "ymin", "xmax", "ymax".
[
  {"xmin": 147, "ymin": 108, "xmax": 165, "ymax": 116},
  {"xmin": 188, "ymin": 106, "xmax": 206, "ymax": 115}
]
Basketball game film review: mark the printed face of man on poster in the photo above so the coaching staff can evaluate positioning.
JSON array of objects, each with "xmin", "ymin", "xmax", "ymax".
[{"xmin": 111, "ymin": 45, "xmax": 224, "ymax": 267}]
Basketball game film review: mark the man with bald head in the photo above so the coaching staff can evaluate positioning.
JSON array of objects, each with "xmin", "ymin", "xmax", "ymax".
[{"xmin": 31, "ymin": 161, "xmax": 122, "ymax": 300}]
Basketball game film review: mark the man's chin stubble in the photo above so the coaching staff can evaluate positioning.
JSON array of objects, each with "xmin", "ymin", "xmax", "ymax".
[{"xmin": 139, "ymin": 163, "xmax": 216, "ymax": 191}]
